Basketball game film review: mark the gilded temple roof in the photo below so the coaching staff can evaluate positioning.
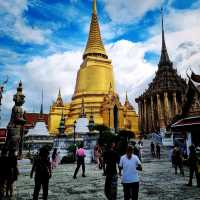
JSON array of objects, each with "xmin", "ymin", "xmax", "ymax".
[{"xmin": 83, "ymin": 0, "xmax": 108, "ymax": 59}]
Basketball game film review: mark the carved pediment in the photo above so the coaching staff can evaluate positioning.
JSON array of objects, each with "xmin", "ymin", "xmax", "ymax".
[{"xmin": 188, "ymin": 93, "xmax": 200, "ymax": 115}]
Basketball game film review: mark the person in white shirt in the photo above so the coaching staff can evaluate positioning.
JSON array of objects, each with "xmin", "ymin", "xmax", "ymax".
[{"xmin": 119, "ymin": 145, "xmax": 142, "ymax": 200}]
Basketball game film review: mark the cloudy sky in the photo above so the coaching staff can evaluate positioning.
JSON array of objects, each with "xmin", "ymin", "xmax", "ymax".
[{"xmin": 0, "ymin": 0, "xmax": 200, "ymax": 127}]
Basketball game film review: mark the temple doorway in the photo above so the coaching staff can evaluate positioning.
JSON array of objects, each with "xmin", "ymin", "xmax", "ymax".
[{"xmin": 114, "ymin": 105, "xmax": 118, "ymax": 133}]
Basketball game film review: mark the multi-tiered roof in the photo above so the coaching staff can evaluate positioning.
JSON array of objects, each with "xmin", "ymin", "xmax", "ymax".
[{"xmin": 137, "ymin": 10, "xmax": 186, "ymax": 99}]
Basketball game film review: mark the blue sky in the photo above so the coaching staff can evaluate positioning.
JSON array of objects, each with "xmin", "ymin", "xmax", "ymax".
[{"xmin": 0, "ymin": 0, "xmax": 200, "ymax": 127}]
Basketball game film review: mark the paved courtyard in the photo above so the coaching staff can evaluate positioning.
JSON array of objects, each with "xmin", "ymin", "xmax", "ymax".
[{"xmin": 15, "ymin": 141, "xmax": 200, "ymax": 200}]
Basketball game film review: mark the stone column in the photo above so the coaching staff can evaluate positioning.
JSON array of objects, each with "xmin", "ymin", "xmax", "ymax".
[
  {"xmin": 173, "ymin": 92, "xmax": 178, "ymax": 116},
  {"xmin": 144, "ymin": 99, "xmax": 147, "ymax": 132},
  {"xmin": 150, "ymin": 96, "xmax": 154, "ymax": 131},
  {"xmin": 164, "ymin": 92, "xmax": 170, "ymax": 123},
  {"xmin": 157, "ymin": 94, "xmax": 165, "ymax": 129},
  {"xmin": 148, "ymin": 102, "xmax": 151, "ymax": 133},
  {"xmin": 181, "ymin": 94, "xmax": 185, "ymax": 114},
  {"xmin": 141, "ymin": 102, "xmax": 145, "ymax": 132},
  {"xmin": 138, "ymin": 101, "xmax": 142, "ymax": 132}
]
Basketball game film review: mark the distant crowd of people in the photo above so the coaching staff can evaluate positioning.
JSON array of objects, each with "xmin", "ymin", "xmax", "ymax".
[
  {"xmin": 0, "ymin": 139, "xmax": 200, "ymax": 200},
  {"xmin": 93, "ymin": 141, "xmax": 143, "ymax": 200},
  {"xmin": 171, "ymin": 144, "xmax": 200, "ymax": 187},
  {"xmin": 150, "ymin": 142, "xmax": 161, "ymax": 159}
]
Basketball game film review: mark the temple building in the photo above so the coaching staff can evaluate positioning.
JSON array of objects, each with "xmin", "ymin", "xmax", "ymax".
[
  {"xmin": 135, "ymin": 11, "xmax": 187, "ymax": 134},
  {"xmin": 49, "ymin": 0, "xmax": 139, "ymax": 136},
  {"xmin": 24, "ymin": 121, "xmax": 53, "ymax": 154},
  {"xmin": 171, "ymin": 71, "xmax": 200, "ymax": 152}
]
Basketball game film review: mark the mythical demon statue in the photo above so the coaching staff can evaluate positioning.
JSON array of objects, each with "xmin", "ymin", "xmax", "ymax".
[{"xmin": 5, "ymin": 81, "xmax": 26, "ymax": 153}]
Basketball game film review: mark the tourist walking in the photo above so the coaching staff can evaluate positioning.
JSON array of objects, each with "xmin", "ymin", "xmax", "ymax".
[
  {"xmin": 171, "ymin": 145, "xmax": 184, "ymax": 176},
  {"xmin": 186, "ymin": 145, "xmax": 200, "ymax": 187},
  {"xmin": 6, "ymin": 149, "xmax": 19, "ymax": 198},
  {"xmin": 0, "ymin": 148, "xmax": 9, "ymax": 198},
  {"xmin": 73, "ymin": 143, "xmax": 86, "ymax": 179},
  {"xmin": 30, "ymin": 146, "xmax": 52, "ymax": 200},
  {"xmin": 51, "ymin": 148, "xmax": 60, "ymax": 169},
  {"xmin": 150, "ymin": 142, "xmax": 155, "ymax": 158},
  {"xmin": 138, "ymin": 140, "xmax": 143, "ymax": 160},
  {"xmin": 131, "ymin": 141, "xmax": 140, "ymax": 160},
  {"xmin": 119, "ymin": 145, "xmax": 142, "ymax": 200},
  {"xmin": 104, "ymin": 142, "xmax": 120, "ymax": 200},
  {"xmin": 156, "ymin": 144, "xmax": 161, "ymax": 159},
  {"xmin": 94, "ymin": 144, "xmax": 103, "ymax": 169}
]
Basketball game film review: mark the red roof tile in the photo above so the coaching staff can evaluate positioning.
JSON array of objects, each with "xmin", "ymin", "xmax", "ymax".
[{"xmin": 24, "ymin": 113, "xmax": 48, "ymax": 129}]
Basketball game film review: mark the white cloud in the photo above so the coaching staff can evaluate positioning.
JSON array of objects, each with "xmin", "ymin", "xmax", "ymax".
[
  {"xmin": 100, "ymin": 22, "xmax": 126, "ymax": 40},
  {"xmin": 145, "ymin": 7, "xmax": 200, "ymax": 77},
  {"xmin": 0, "ymin": 0, "xmax": 49, "ymax": 44},
  {"xmin": 104, "ymin": 0, "xmax": 161, "ymax": 24},
  {"xmin": 1, "ymin": 1, "xmax": 200, "ymax": 128},
  {"xmin": 107, "ymin": 40, "xmax": 155, "ymax": 90}
]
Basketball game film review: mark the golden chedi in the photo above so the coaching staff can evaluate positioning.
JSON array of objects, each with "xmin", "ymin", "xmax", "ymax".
[{"xmin": 48, "ymin": 0, "xmax": 139, "ymax": 136}]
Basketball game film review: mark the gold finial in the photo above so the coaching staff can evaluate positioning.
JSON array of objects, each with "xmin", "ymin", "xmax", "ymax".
[
  {"xmin": 83, "ymin": 0, "xmax": 107, "ymax": 59},
  {"xmin": 93, "ymin": 0, "xmax": 97, "ymax": 14}
]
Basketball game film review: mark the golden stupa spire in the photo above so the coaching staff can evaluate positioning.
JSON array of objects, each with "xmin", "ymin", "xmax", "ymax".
[
  {"xmin": 55, "ymin": 89, "xmax": 64, "ymax": 107},
  {"xmin": 83, "ymin": 0, "xmax": 108, "ymax": 59}
]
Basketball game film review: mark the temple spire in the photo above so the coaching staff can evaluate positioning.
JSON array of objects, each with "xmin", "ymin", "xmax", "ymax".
[
  {"xmin": 54, "ymin": 89, "xmax": 64, "ymax": 107},
  {"xmin": 80, "ymin": 96, "xmax": 86, "ymax": 118},
  {"xmin": 158, "ymin": 8, "xmax": 172, "ymax": 68},
  {"xmin": 58, "ymin": 111, "xmax": 65, "ymax": 135},
  {"xmin": 40, "ymin": 89, "xmax": 43, "ymax": 115},
  {"xmin": 125, "ymin": 91, "xmax": 128, "ymax": 103},
  {"xmin": 83, "ymin": 0, "xmax": 108, "ymax": 59},
  {"xmin": 93, "ymin": 0, "xmax": 97, "ymax": 14}
]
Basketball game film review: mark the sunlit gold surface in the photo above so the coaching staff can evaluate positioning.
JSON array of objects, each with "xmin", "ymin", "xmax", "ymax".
[{"xmin": 48, "ymin": 0, "xmax": 139, "ymax": 136}]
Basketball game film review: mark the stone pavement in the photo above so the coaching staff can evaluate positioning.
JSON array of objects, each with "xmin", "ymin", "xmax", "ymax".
[{"xmin": 14, "ymin": 140, "xmax": 200, "ymax": 200}]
